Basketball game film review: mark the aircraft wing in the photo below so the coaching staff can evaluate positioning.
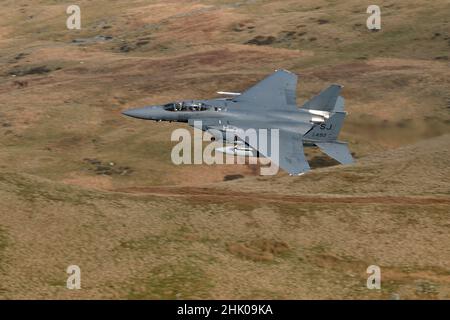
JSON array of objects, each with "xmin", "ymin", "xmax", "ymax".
[
  {"xmin": 268, "ymin": 129, "xmax": 310, "ymax": 175},
  {"xmin": 232, "ymin": 124, "xmax": 311, "ymax": 175},
  {"xmin": 233, "ymin": 70, "xmax": 298, "ymax": 109}
]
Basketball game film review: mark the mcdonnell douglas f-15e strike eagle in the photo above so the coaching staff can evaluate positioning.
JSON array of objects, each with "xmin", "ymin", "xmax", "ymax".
[{"xmin": 122, "ymin": 70, "xmax": 354, "ymax": 175}]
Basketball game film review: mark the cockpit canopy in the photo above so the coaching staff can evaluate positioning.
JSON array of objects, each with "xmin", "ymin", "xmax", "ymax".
[{"xmin": 164, "ymin": 101, "xmax": 211, "ymax": 112}]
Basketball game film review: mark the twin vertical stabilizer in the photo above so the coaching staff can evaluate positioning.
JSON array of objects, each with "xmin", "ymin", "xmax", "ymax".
[{"xmin": 302, "ymin": 85, "xmax": 353, "ymax": 165}]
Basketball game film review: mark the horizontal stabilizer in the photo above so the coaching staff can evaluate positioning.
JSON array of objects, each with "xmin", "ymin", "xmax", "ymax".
[{"xmin": 315, "ymin": 142, "xmax": 354, "ymax": 165}]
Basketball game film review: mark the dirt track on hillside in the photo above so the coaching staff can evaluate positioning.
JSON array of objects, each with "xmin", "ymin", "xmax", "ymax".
[{"xmin": 114, "ymin": 186, "xmax": 450, "ymax": 205}]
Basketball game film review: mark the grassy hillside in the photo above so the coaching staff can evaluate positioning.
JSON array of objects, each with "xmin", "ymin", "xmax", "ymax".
[
  {"xmin": 0, "ymin": 0, "xmax": 449, "ymax": 299},
  {"xmin": 0, "ymin": 161, "xmax": 449, "ymax": 299}
]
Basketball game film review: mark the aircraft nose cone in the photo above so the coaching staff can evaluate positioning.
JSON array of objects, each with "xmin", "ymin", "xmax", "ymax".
[
  {"xmin": 122, "ymin": 107, "xmax": 151, "ymax": 119},
  {"xmin": 122, "ymin": 105, "xmax": 169, "ymax": 121}
]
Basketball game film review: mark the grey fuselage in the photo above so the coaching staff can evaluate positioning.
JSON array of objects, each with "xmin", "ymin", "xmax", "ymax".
[{"xmin": 122, "ymin": 98, "xmax": 321, "ymax": 144}]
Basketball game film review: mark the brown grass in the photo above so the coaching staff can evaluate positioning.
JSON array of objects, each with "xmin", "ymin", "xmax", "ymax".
[{"xmin": 0, "ymin": 0, "xmax": 448, "ymax": 299}]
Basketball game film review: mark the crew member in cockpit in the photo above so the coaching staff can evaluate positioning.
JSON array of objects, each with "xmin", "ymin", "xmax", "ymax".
[{"xmin": 175, "ymin": 102, "xmax": 183, "ymax": 111}]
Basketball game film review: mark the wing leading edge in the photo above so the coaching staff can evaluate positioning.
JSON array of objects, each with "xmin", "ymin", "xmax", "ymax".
[{"xmin": 233, "ymin": 70, "xmax": 298, "ymax": 109}]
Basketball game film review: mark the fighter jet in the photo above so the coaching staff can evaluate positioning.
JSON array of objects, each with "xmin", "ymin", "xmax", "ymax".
[{"xmin": 122, "ymin": 70, "xmax": 353, "ymax": 175}]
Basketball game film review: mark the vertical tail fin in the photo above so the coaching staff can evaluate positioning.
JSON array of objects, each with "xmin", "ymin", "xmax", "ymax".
[
  {"xmin": 304, "ymin": 112, "xmax": 346, "ymax": 142},
  {"xmin": 304, "ymin": 112, "xmax": 354, "ymax": 165},
  {"xmin": 302, "ymin": 85, "xmax": 343, "ymax": 112},
  {"xmin": 302, "ymin": 84, "xmax": 353, "ymax": 165}
]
